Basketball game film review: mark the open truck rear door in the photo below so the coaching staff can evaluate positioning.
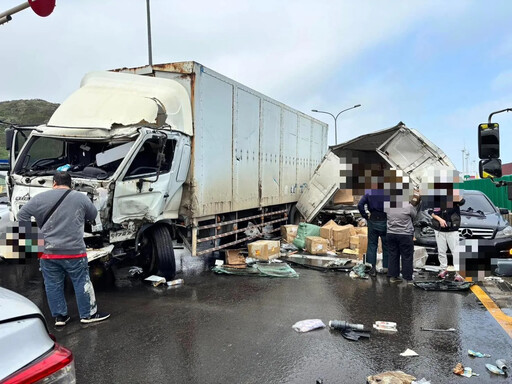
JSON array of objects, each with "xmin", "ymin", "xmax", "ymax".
[
  {"xmin": 376, "ymin": 127, "xmax": 456, "ymax": 186},
  {"xmin": 296, "ymin": 151, "xmax": 340, "ymax": 222}
]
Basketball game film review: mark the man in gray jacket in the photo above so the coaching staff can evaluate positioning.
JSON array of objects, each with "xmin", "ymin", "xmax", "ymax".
[{"xmin": 18, "ymin": 171, "xmax": 110, "ymax": 326}]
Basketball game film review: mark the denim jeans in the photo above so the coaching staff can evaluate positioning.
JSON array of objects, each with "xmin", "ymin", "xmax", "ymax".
[
  {"xmin": 40, "ymin": 257, "xmax": 97, "ymax": 319},
  {"xmin": 366, "ymin": 220, "xmax": 388, "ymax": 268}
]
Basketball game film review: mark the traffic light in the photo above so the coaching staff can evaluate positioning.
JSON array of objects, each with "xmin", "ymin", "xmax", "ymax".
[{"xmin": 478, "ymin": 123, "xmax": 500, "ymax": 159}]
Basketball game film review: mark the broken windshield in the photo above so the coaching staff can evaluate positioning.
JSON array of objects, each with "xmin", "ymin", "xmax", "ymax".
[{"xmin": 14, "ymin": 136, "xmax": 135, "ymax": 179}]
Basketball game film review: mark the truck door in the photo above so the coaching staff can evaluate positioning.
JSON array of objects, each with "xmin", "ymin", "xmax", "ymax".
[
  {"xmin": 296, "ymin": 151, "xmax": 341, "ymax": 222},
  {"xmin": 112, "ymin": 134, "xmax": 175, "ymax": 224},
  {"xmin": 376, "ymin": 128, "xmax": 456, "ymax": 186}
]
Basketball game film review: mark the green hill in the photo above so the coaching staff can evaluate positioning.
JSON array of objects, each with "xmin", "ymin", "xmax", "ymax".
[{"xmin": 0, "ymin": 99, "xmax": 59, "ymax": 159}]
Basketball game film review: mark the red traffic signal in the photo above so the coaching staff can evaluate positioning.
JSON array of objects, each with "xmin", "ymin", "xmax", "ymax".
[{"xmin": 29, "ymin": 0, "xmax": 55, "ymax": 17}]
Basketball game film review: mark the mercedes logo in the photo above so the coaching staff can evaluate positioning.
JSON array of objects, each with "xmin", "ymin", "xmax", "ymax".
[{"xmin": 460, "ymin": 228, "xmax": 473, "ymax": 238}]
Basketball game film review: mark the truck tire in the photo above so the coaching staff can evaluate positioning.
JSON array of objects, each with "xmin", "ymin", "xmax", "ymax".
[
  {"xmin": 140, "ymin": 226, "xmax": 176, "ymax": 280},
  {"xmin": 289, "ymin": 204, "xmax": 303, "ymax": 225}
]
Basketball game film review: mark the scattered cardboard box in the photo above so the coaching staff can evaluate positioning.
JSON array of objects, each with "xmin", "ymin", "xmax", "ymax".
[
  {"xmin": 247, "ymin": 240, "xmax": 280, "ymax": 261},
  {"xmin": 281, "ymin": 225, "xmax": 298, "ymax": 243},
  {"xmin": 320, "ymin": 220, "xmax": 353, "ymax": 250},
  {"xmin": 355, "ymin": 227, "xmax": 368, "ymax": 235},
  {"xmin": 225, "ymin": 249, "xmax": 246, "ymax": 266},
  {"xmin": 333, "ymin": 189, "xmax": 354, "ymax": 205},
  {"xmin": 306, "ymin": 236, "xmax": 329, "ymax": 255}
]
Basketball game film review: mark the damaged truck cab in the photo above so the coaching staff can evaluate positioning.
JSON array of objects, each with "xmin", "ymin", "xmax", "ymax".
[{"xmin": 6, "ymin": 62, "xmax": 328, "ymax": 279}]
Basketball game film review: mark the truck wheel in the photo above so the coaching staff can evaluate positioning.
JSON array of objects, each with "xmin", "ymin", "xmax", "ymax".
[
  {"xmin": 140, "ymin": 226, "xmax": 176, "ymax": 280},
  {"xmin": 289, "ymin": 205, "xmax": 303, "ymax": 225}
]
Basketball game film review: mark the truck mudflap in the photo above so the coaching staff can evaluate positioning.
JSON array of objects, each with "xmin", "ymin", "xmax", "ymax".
[
  {"xmin": 87, "ymin": 244, "xmax": 114, "ymax": 263},
  {"xmin": 296, "ymin": 124, "xmax": 457, "ymax": 223}
]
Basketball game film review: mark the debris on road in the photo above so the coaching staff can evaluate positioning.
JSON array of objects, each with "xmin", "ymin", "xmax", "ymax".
[
  {"xmin": 400, "ymin": 348, "xmax": 419, "ymax": 357},
  {"xmin": 293, "ymin": 223, "xmax": 321, "ymax": 250},
  {"xmin": 144, "ymin": 275, "xmax": 166, "ymax": 287},
  {"xmin": 413, "ymin": 280, "xmax": 474, "ymax": 291},
  {"xmin": 212, "ymin": 262, "xmax": 299, "ymax": 278},
  {"xmin": 468, "ymin": 349, "xmax": 491, "ymax": 358},
  {"xmin": 453, "ymin": 363, "xmax": 479, "ymax": 377},
  {"xmin": 167, "ymin": 279, "xmax": 184, "ymax": 287},
  {"xmin": 350, "ymin": 263, "xmax": 368, "ymax": 279},
  {"xmin": 495, "ymin": 359, "xmax": 508, "ymax": 373},
  {"xmin": 485, "ymin": 363, "xmax": 505, "ymax": 375},
  {"xmin": 373, "ymin": 321, "xmax": 397, "ymax": 332},
  {"xmin": 420, "ymin": 327, "xmax": 456, "ymax": 332},
  {"xmin": 411, "ymin": 379, "xmax": 430, "ymax": 384},
  {"xmin": 279, "ymin": 254, "xmax": 354, "ymax": 272},
  {"xmin": 329, "ymin": 320, "xmax": 370, "ymax": 341},
  {"xmin": 128, "ymin": 266, "xmax": 143, "ymax": 277},
  {"xmin": 367, "ymin": 371, "xmax": 416, "ymax": 384},
  {"xmin": 292, "ymin": 319, "xmax": 326, "ymax": 333}
]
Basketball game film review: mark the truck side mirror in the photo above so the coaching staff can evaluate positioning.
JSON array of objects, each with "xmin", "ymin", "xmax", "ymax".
[
  {"xmin": 479, "ymin": 158, "xmax": 502, "ymax": 179},
  {"xmin": 5, "ymin": 128, "xmax": 13, "ymax": 151},
  {"xmin": 478, "ymin": 122, "xmax": 500, "ymax": 159}
]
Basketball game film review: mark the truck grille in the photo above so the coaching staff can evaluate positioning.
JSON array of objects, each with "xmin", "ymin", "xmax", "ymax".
[{"xmin": 458, "ymin": 227, "xmax": 494, "ymax": 239}]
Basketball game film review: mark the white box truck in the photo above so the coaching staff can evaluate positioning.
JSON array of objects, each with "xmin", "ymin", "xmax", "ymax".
[{"xmin": 5, "ymin": 62, "xmax": 328, "ymax": 278}]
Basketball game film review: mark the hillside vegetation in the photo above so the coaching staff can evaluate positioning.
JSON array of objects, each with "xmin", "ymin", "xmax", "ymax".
[{"xmin": 0, "ymin": 99, "xmax": 59, "ymax": 159}]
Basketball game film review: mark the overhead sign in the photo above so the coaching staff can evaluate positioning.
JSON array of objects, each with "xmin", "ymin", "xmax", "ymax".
[{"xmin": 29, "ymin": 0, "xmax": 55, "ymax": 17}]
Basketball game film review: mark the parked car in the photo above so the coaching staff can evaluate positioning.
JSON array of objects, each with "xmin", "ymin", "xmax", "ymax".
[
  {"xmin": 414, "ymin": 189, "xmax": 512, "ymax": 261},
  {"xmin": 0, "ymin": 287, "xmax": 76, "ymax": 383}
]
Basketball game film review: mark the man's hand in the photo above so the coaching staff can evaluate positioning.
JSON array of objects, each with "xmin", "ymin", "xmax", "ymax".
[{"xmin": 438, "ymin": 218, "xmax": 447, "ymax": 227}]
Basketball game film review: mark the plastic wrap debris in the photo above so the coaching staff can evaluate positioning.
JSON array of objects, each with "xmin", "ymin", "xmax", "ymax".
[
  {"xmin": 400, "ymin": 349, "xmax": 419, "ymax": 357},
  {"xmin": 453, "ymin": 363, "xmax": 479, "ymax": 377},
  {"xmin": 367, "ymin": 371, "xmax": 416, "ymax": 384},
  {"xmin": 413, "ymin": 280, "xmax": 474, "ymax": 291},
  {"xmin": 215, "ymin": 259, "xmax": 224, "ymax": 266},
  {"xmin": 468, "ymin": 349, "xmax": 490, "ymax": 358},
  {"xmin": 144, "ymin": 275, "xmax": 166, "ymax": 287},
  {"xmin": 412, "ymin": 379, "xmax": 430, "ymax": 384},
  {"xmin": 373, "ymin": 321, "xmax": 397, "ymax": 332},
  {"xmin": 128, "ymin": 266, "xmax": 143, "ymax": 277},
  {"xmin": 212, "ymin": 262, "xmax": 298, "ymax": 278},
  {"xmin": 167, "ymin": 279, "xmax": 184, "ymax": 286},
  {"xmin": 485, "ymin": 363, "xmax": 505, "ymax": 375},
  {"xmin": 420, "ymin": 327, "xmax": 455, "ymax": 332},
  {"xmin": 292, "ymin": 319, "xmax": 326, "ymax": 333},
  {"xmin": 280, "ymin": 243, "xmax": 298, "ymax": 252},
  {"xmin": 484, "ymin": 276, "xmax": 504, "ymax": 283},
  {"xmin": 350, "ymin": 263, "xmax": 368, "ymax": 279}
]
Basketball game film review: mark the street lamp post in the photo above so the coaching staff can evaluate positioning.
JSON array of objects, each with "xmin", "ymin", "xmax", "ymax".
[{"xmin": 311, "ymin": 104, "xmax": 361, "ymax": 145}]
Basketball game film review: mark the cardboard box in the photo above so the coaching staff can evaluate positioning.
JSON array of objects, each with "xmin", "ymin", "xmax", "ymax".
[
  {"xmin": 350, "ymin": 235, "xmax": 368, "ymax": 258},
  {"xmin": 355, "ymin": 227, "xmax": 368, "ymax": 235},
  {"xmin": 333, "ymin": 189, "xmax": 354, "ymax": 205},
  {"xmin": 281, "ymin": 225, "xmax": 298, "ymax": 243},
  {"xmin": 320, "ymin": 221, "xmax": 353, "ymax": 250},
  {"xmin": 247, "ymin": 240, "xmax": 280, "ymax": 261},
  {"xmin": 225, "ymin": 249, "xmax": 246, "ymax": 266},
  {"xmin": 305, "ymin": 236, "xmax": 329, "ymax": 255}
]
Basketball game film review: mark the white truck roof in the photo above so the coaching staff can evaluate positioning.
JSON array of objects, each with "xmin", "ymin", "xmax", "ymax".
[{"xmin": 48, "ymin": 71, "xmax": 193, "ymax": 136}]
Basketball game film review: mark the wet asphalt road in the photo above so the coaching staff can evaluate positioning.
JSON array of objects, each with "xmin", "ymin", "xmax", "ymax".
[{"xmin": 1, "ymin": 259, "xmax": 511, "ymax": 384}]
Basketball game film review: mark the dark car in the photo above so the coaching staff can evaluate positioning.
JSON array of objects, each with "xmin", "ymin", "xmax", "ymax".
[{"xmin": 414, "ymin": 190, "xmax": 512, "ymax": 263}]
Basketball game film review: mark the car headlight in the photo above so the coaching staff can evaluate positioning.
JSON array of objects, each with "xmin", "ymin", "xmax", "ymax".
[{"xmin": 496, "ymin": 225, "xmax": 512, "ymax": 238}]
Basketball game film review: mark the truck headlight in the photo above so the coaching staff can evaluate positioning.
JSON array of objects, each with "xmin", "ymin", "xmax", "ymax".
[{"xmin": 496, "ymin": 225, "xmax": 512, "ymax": 238}]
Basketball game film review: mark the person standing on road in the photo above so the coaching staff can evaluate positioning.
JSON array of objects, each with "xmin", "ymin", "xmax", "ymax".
[
  {"xmin": 358, "ymin": 188, "xmax": 388, "ymax": 277},
  {"xmin": 18, "ymin": 171, "xmax": 110, "ymax": 326},
  {"xmin": 429, "ymin": 191, "xmax": 465, "ymax": 271},
  {"xmin": 386, "ymin": 188, "xmax": 420, "ymax": 283}
]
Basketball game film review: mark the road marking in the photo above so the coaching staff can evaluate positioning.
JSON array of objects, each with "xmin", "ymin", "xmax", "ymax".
[{"xmin": 471, "ymin": 284, "xmax": 512, "ymax": 339}]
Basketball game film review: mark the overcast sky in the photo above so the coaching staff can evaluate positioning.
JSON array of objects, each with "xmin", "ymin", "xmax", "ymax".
[{"xmin": 2, "ymin": 0, "xmax": 512, "ymax": 173}]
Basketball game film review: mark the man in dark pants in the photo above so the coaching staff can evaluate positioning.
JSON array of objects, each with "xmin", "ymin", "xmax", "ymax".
[
  {"xmin": 18, "ymin": 171, "xmax": 110, "ymax": 326},
  {"xmin": 358, "ymin": 190, "xmax": 388, "ymax": 277},
  {"xmin": 386, "ymin": 201, "xmax": 418, "ymax": 283}
]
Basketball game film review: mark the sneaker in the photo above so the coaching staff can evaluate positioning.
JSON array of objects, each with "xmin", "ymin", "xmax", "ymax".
[
  {"xmin": 80, "ymin": 312, "xmax": 110, "ymax": 324},
  {"xmin": 389, "ymin": 277, "xmax": 403, "ymax": 283},
  {"xmin": 55, "ymin": 315, "xmax": 71, "ymax": 327}
]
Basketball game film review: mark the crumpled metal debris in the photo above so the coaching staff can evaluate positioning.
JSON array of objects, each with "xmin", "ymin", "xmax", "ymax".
[
  {"xmin": 367, "ymin": 370, "xmax": 416, "ymax": 384},
  {"xmin": 128, "ymin": 266, "xmax": 143, "ymax": 277},
  {"xmin": 486, "ymin": 363, "xmax": 505, "ymax": 375}
]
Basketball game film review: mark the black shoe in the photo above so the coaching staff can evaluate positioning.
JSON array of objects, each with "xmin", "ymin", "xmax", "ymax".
[
  {"xmin": 55, "ymin": 315, "xmax": 71, "ymax": 327},
  {"xmin": 389, "ymin": 277, "xmax": 403, "ymax": 283},
  {"xmin": 80, "ymin": 312, "xmax": 110, "ymax": 324},
  {"xmin": 369, "ymin": 267, "xmax": 377, "ymax": 277}
]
